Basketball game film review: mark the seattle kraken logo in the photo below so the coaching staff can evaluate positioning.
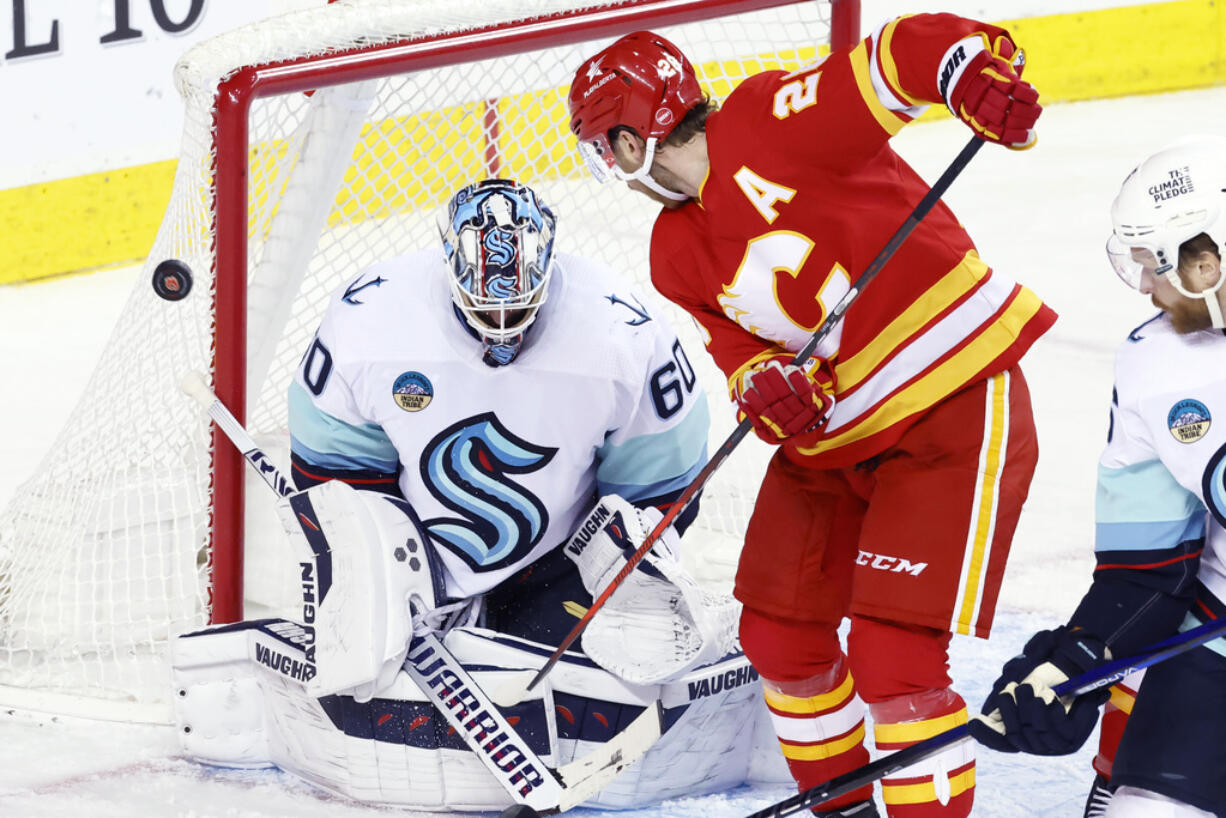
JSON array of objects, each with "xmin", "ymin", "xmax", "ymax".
[
  {"xmin": 420, "ymin": 414, "xmax": 556, "ymax": 571},
  {"xmin": 483, "ymin": 228, "xmax": 516, "ymax": 267},
  {"xmin": 1203, "ymin": 443, "xmax": 1226, "ymax": 528}
]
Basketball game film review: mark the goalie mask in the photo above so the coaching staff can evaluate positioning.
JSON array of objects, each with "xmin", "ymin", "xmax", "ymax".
[
  {"xmin": 1106, "ymin": 135, "xmax": 1226, "ymax": 328},
  {"xmin": 439, "ymin": 179, "xmax": 557, "ymax": 366}
]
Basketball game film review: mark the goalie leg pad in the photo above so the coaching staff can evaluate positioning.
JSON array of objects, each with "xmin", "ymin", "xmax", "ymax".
[
  {"xmin": 446, "ymin": 626, "xmax": 766, "ymax": 809},
  {"xmin": 172, "ymin": 622, "xmax": 275, "ymax": 768},
  {"xmin": 277, "ymin": 480, "xmax": 444, "ymax": 700},
  {"xmin": 173, "ymin": 619, "xmax": 556, "ymax": 811}
]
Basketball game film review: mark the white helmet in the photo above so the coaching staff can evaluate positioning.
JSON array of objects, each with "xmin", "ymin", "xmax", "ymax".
[{"xmin": 1107, "ymin": 135, "xmax": 1226, "ymax": 327}]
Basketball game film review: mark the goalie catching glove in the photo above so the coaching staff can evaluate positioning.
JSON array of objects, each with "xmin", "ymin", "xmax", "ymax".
[
  {"xmin": 565, "ymin": 494, "xmax": 740, "ymax": 684},
  {"xmin": 734, "ymin": 354, "xmax": 836, "ymax": 444},
  {"xmin": 968, "ymin": 625, "xmax": 1111, "ymax": 756},
  {"xmin": 940, "ymin": 29, "xmax": 1040, "ymax": 149}
]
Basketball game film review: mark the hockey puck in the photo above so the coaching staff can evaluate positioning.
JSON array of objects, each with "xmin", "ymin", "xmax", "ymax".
[
  {"xmin": 498, "ymin": 806, "xmax": 541, "ymax": 818},
  {"xmin": 152, "ymin": 259, "xmax": 193, "ymax": 301}
]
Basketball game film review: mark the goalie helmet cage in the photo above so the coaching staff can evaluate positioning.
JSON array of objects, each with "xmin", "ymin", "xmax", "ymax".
[{"xmin": 0, "ymin": 0, "xmax": 858, "ymax": 722}]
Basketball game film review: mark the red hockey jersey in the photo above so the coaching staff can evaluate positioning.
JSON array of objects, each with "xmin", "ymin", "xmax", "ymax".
[{"xmin": 650, "ymin": 14, "xmax": 1056, "ymax": 468}]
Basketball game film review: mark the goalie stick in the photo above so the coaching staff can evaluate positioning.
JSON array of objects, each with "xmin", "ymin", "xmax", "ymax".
[
  {"xmin": 740, "ymin": 615, "xmax": 1226, "ymax": 818},
  {"xmin": 180, "ymin": 370, "xmax": 663, "ymax": 813},
  {"xmin": 496, "ymin": 136, "xmax": 987, "ymax": 708},
  {"xmin": 181, "ymin": 371, "xmax": 294, "ymax": 498}
]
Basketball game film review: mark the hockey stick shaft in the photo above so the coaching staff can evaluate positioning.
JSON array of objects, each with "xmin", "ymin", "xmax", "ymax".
[
  {"xmin": 1062, "ymin": 615, "xmax": 1226, "ymax": 696},
  {"xmin": 743, "ymin": 616, "xmax": 1226, "ymax": 817},
  {"xmin": 181, "ymin": 371, "xmax": 295, "ymax": 498},
  {"xmin": 520, "ymin": 136, "xmax": 986, "ymax": 696}
]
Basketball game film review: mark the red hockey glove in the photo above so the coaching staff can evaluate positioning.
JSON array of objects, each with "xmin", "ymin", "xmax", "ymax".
[
  {"xmin": 735, "ymin": 357, "xmax": 835, "ymax": 444},
  {"xmin": 941, "ymin": 32, "xmax": 1040, "ymax": 149}
]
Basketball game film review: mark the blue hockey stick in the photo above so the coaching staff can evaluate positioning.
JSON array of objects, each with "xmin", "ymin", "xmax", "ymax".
[{"xmin": 742, "ymin": 616, "xmax": 1226, "ymax": 818}]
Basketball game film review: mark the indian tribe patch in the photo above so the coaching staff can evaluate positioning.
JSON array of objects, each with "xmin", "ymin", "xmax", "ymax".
[
  {"xmin": 393, "ymin": 371, "xmax": 434, "ymax": 412},
  {"xmin": 1168, "ymin": 398, "xmax": 1211, "ymax": 443}
]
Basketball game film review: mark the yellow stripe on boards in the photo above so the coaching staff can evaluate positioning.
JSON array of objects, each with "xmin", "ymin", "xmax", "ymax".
[
  {"xmin": 1008, "ymin": 0, "xmax": 1224, "ymax": 101},
  {"xmin": 913, "ymin": 0, "xmax": 1224, "ymax": 126},
  {"xmin": 4, "ymin": 1, "xmax": 1222, "ymax": 284},
  {"xmin": 0, "ymin": 161, "xmax": 176, "ymax": 284}
]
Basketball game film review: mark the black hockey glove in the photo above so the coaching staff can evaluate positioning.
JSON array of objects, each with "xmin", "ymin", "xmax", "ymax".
[{"xmin": 968, "ymin": 625, "xmax": 1111, "ymax": 756}]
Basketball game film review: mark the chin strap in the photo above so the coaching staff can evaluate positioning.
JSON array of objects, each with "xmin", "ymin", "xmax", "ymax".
[
  {"xmin": 1163, "ymin": 271, "xmax": 1226, "ymax": 328},
  {"xmin": 614, "ymin": 137, "xmax": 690, "ymax": 202},
  {"xmin": 1208, "ymin": 290, "xmax": 1225, "ymax": 328}
]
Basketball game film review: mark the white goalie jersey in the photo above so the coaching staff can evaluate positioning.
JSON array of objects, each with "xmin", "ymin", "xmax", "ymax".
[
  {"xmin": 289, "ymin": 247, "xmax": 710, "ymax": 600},
  {"xmin": 1099, "ymin": 315, "xmax": 1226, "ymax": 607}
]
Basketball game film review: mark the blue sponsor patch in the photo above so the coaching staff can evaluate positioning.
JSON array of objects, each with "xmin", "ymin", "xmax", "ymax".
[
  {"xmin": 1168, "ymin": 398, "xmax": 1211, "ymax": 444},
  {"xmin": 393, "ymin": 371, "xmax": 434, "ymax": 412}
]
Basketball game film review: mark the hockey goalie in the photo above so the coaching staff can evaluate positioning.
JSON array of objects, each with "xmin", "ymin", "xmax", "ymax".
[{"xmin": 171, "ymin": 179, "xmax": 782, "ymax": 812}]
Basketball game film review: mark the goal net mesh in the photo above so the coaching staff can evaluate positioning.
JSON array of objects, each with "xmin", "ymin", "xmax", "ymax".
[{"xmin": 0, "ymin": 0, "xmax": 844, "ymax": 719}]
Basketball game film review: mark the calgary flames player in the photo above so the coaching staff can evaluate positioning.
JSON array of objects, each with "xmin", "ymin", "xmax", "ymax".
[{"xmin": 568, "ymin": 13, "xmax": 1055, "ymax": 817}]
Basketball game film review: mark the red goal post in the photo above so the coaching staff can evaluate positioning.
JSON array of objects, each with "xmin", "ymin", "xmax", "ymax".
[
  {"xmin": 210, "ymin": 0, "xmax": 860, "ymax": 624},
  {"xmin": 0, "ymin": 0, "xmax": 858, "ymax": 720}
]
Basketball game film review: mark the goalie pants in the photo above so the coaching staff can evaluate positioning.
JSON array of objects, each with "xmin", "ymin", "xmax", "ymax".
[
  {"xmin": 736, "ymin": 367, "xmax": 1038, "ymax": 817},
  {"xmin": 482, "ymin": 545, "xmax": 593, "ymax": 648},
  {"xmin": 1109, "ymin": 640, "xmax": 1226, "ymax": 814}
]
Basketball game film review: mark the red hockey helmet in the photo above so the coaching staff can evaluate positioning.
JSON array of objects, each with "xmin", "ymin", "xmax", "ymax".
[{"xmin": 568, "ymin": 31, "xmax": 704, "ymax": 188}]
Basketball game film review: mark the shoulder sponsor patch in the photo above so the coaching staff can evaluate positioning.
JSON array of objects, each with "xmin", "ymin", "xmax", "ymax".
[
  {"xmin": 393, "ymin": 371, "xmax": 434, "ymax": 412},
  {"xmin": 1168, "ymin": 398, "xmax": 1211, "ymax": 443}
]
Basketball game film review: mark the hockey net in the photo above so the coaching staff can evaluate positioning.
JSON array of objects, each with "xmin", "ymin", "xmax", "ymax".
[{"xmin": 0, "ymin": 0, "xmax": 858, "ymax": 720}]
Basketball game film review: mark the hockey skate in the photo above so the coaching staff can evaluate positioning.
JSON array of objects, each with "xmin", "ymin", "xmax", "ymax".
[{"xmin": 1082, "ymin": 773, "xmax": 1116, "ymax": 818}]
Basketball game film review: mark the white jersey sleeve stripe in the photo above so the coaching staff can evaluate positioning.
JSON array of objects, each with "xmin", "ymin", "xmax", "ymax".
[
  {"xmin": 1095, "ymin": 516, "xmax": 1207, "ymax": 554},
  {"xmin": 1096, "ymin": 460, "xmax": 1206, "ymax": 523},
  {"xmin": 288, "ymin": 381, "xmax": 399, "ymax": 472},
  {"xmin": 599, "ymin": 457, "xmax": 708, "ymax": 505},
  {"xmin": 595, "ymin": 398, "xmax": 709, "ymax": 494}
]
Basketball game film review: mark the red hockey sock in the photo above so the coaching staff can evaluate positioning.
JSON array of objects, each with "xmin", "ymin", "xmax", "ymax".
[
  {"xmin": 1092, "ymin": 680, "xmax": 1138, "ymax": 779},
  {"xmin": 740, "ymin": 607, "xmax": 873, "ymax": 811},
  {"xmin": 763, "ymin": 661, "xmax": 874, "ymax": 812},
  {"xmin": 869, "ymin": 689, "xmax": 973, "ymax": 818},
  {"xmin": 848, "ymin": 616, "xmax": 972, "ymax": 817}
]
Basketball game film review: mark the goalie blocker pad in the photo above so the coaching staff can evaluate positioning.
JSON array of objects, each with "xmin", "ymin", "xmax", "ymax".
[
  {"xmin": 276, "ymin": 479, "xmax": 447, "ymax": 701},
  {"xmin": 171, "ymin": 619, "xmax": 782, "ymax": 811}
]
